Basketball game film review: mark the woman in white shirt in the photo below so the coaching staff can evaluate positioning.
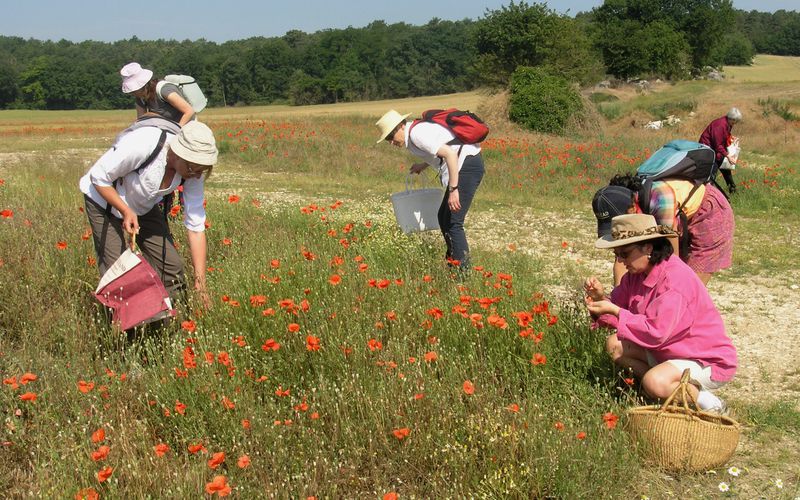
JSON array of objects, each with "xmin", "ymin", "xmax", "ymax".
[
  {"xmin": 377, "ymin": 109, "xmax": 485, "ymax": 271},
  {"xmin": 79, "ymin": 121, "xmax": 218, "ymax": 309}
]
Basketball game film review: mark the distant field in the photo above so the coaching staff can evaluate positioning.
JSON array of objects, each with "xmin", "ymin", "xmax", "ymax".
[{"xmin": 724, "ymin": 54, "xmax": 800, "ymax": 82}]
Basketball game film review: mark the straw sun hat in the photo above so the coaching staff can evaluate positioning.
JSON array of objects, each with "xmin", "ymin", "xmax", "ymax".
[
  {"xmin": 375, "ymin": 109, "xmax": 410, "ymax": 143},
  {"xmin": 595, "ymin": 214, "xmax": 676, "ymax": 249}
]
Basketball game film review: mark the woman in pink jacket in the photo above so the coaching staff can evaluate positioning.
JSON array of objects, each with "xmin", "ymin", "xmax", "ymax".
[{"xmin": 584, "ymin": 214, "xmax": 737, "ymax": 412}]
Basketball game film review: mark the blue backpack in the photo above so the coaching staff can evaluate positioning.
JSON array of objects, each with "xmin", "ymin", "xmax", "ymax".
[{"xmin": 636, "ymin": 140, "xmax": 720, "ymax": 259}]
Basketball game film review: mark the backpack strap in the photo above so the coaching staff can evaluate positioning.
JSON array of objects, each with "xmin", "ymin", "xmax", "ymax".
[
  {"xmin": 407, "ymin": 119, "xmax": 463, "ymax": 164},
  {"xmin": 673, "ymin": 182, "xmax": 703, "ymax": 261},
  {"xmin": 106, "ymin": 129, "xmax": 168, "ymax": 217}
]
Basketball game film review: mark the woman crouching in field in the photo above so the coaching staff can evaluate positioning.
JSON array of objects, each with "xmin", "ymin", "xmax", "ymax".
[
  {"xmin": 584, "ymin": 214, "xmax": 737, "ymax": 412},
  {"xmin": 79, "ymin": 121, "xmax": 218, "ymax": 310}
]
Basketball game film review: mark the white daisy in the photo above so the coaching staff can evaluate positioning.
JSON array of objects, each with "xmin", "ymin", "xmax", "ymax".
[
  {"xmin": 718, "ymin": 482, "xmax": 729, "ymax": 492},
  {"xmin": 773, "ymin": 478, "xmax": 783, "ymax": 489},
  {"xmin": 727, "ymin": 466, "xmax": 741, "ymax": 477}
]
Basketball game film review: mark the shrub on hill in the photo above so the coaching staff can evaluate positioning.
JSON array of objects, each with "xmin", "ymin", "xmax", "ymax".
[{"xmin": 508, "ymin": 66, "xmax": 584, "ymax": 135}]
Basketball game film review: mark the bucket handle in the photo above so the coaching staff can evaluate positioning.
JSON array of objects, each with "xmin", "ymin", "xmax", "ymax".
[{"xmin": 404, "ymin": 172, "xmax": 439, "ymax": 192}]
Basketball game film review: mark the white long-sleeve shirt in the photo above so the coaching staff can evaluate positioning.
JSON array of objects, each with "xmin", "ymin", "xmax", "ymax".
[{"xmin": 79, "ymin": 126, "xmax": 206, "ymax": 232}]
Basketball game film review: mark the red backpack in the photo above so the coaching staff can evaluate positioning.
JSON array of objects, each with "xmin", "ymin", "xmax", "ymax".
[{"xmin": 409, "ymin": 108, "xmax": 489, "ymax": 145}]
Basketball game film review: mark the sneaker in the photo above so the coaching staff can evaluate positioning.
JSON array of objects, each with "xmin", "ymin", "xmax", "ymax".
[{"xmin": 697, "ymin": 390, "xmax": 727, "ymax": 414}]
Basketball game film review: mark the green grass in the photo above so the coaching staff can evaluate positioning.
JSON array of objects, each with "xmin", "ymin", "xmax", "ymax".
[{"xmin": 1, "ymin": 98, "xmax": 799, "ymax": 497}]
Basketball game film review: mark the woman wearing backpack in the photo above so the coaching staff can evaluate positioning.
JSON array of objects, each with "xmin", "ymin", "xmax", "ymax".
[
  {"xmin": 80, "ymin": 121, "xmax": 218, "ymax": 310},
  {"xmin": 584, "ymin": 214, "xmax": 737, "ymax": 413},
  {"xmin": 376, "ymin": 109, "xmax": 485, "ymax": 271},
  {"xmin": 592, "ymin": 173, "xmax": 734, "ymax": 286},
  {"xmin": 120, "ymin": 62, "xmax": 195, "ymax": 127}
]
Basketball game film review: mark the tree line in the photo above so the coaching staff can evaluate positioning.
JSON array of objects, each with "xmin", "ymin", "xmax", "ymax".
[{"xmin": 0, "ymin": 1, "xmax": 798, "ymax": 110}]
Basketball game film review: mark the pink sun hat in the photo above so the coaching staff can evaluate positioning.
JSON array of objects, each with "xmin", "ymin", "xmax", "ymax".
[{"xmin": 120, "ymin": 62, "xmax": 153, "ymax": 93}]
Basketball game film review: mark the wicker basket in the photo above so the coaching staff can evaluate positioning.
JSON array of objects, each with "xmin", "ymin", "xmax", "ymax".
[{"xmin": 626, "ymin": 369, "xmax": 740, "ymax": 472}]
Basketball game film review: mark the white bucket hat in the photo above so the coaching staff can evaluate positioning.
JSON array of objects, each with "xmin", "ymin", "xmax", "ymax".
[
  {"xmin": 376, "ymin": 109, "xmax": 410, "ymax": 143},
  {"xmin": 120, "ymin": 62, "xmax": 153, "ymax": 94},
  {"xmin": 170, "ymin": 121, "xmax": 218, "ymax": 166}
]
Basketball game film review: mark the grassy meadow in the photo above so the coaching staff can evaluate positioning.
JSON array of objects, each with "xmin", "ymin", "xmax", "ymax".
[{"xmin": 1, "ymin": 57, "xmax": 800, "ymax": 498}]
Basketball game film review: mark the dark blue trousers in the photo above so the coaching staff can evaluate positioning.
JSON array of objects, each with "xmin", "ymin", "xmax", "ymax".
[{"xmin": 438, "ymin": 154, "xmax": 485, "ymax": 269}]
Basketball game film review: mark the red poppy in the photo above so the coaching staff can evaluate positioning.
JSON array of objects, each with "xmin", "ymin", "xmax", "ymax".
[
  {"xmin": 91, "ymin": 445, "xmax": 110, "ymax": 462},
  {"xmin": 222, "ymin": 238, "xmax": 232, "ymax": 246},
  {"xmin": 228, "ymin": 194, "xmax": 240, "ymax": 203},
  {"xmin": 221, "ymin": 396, "xmax": 236, "ymax": 410},
  {"xmin": 20, "ymin": 372, "xmax": 37, "ymax": 385},
  {"xmin": 91, "ymin": 428, "xmax": 105, "ymax": 443},
  {"xmin": 531, "ymin": 353, "xmax": 547, "ymax": 366},
  {"xmin": 288, "ymin": 323, "xmax": 300, "ymax": 333},
  {"xmin": 154, "ymin": 443, "xmax": 169, "ymax": 457},
  {"xmin": 367, "ymin": 338, "xmax": 383, "ymax": 351},
  {"xmin": 603, "ymin": 412, "xmax": 619, "ymax": 429},
  {"xmin": 306, "ymin": 335, "xmax": 321, "ymax": 351},
  {"xmin": 1, "ymin": 209, "xmax": 13, "ymax": 218},
  {"xmin": 554, "ymin": 421, "xmax": 565, "ymax": 431},
  {"xmin": 426, "ymin": 307, "xmax": 443, "ymax": 319},
  {"xmin": 74, "ymin": 487, "xmax": 99, "ymax": 500},
  {"xmin": 205, "ymin": 475, "xmax": 232, "ymax": 497},
  {"xmin": 96, "ymin": 466, "xmax": 113, "ymax": 483},
  {"xmin": 77, "ymin": 380, "xmax": 95, "ymax": 393},
  {"xmin": 507, "ymin": 403, "xmax": 520, "ymax": 413},
  {"xmin": 358, "ymin": 263, "xmax": 369, "ymax": 272},
  {"xmin": 576, "ymin": 431, "xmax": 587, "ymax": 440},
  {"xmin": 169, "ymin": 204, "xmax": 181, "ymax": 217},
  {"xmin": 19, "ymin": 392, "xmax": 37, "ymax": 401},
  {"xmin": 275, "ymin": 386, "xmax": 290, "ymax": 397},
  {"xmin": 383, "ymin": 492, "xmax": 399, "ymax": 500},
  {"xmin": 424, "ymin": 351, "xmax": 438, "ymax": 363},
  {"xmin": 188, "ymin": 443, "xmax": 206, "ymax": 454},
  {"xmin": 462, "ymin": 380, "xmax": 475, "ymax": 395},
  {"xmin": 261, "ymin": 338, "xmax": 280, "ymax": 351},
  {"xmin": 181, "ymin": 320, "xmax": 196, "ymax": 333},
  {"xmin": 328, "ymin": 274, "xmax": 342, "ymax": 285},
  {"xmin": 262, "ymin": 308, "xmax": 276, "ymax": 316},
  {"xmin": 392, "ymin": 427, "xmax": 411, "ymax": 440},
  {"xmin": 208, "ymin": 451, "xmax": 226, "ymax": 469},
  {"xmin": 624, "ymin": 377, "xmax": 634, "ymax": 386},
  {"xmin": 237, "ymin": 455, "xmax": 251, "ymax": 468},
  {"xmin": 175, "ymin": 400, "xmax": 187, "ymax": 415},
  {"xmin": 250, "ymin": 295, "xmax": 267, "ymax": 306},
  {"xmin": 56, "ymin": 241, "xmax": 68, "ymax": 250}
]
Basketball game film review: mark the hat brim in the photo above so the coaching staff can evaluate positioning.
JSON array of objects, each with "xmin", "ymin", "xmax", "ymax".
[
  {"xmin": 376, "ymin": 113, "xmax": 410, "ymax": 143},
  {"xmin": 121, "ymin": 69, "xmax": 153, "ymax": 94},
  {"xmin": 595, "ymin": 230, "xmax": 676, "ymax": 249}
]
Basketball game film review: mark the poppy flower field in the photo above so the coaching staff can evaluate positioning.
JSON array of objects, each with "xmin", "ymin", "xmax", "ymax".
[{"xmin": 1, "ymin": 100, "xmax": 799, "ymax": 498}]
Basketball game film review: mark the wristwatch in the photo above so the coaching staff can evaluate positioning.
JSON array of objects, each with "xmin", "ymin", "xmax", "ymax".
[{"xmin": 447, "ymin": 185, "xmax": 458, "ymax": 193}]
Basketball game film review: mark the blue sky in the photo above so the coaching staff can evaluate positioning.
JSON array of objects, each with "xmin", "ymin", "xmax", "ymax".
[{"xmin": 1, "ymin": 0, "xmax": 797, "ymax": 43}]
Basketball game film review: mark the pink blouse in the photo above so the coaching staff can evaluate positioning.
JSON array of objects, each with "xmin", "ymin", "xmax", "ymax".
[{"xmin": 598, "ymin": 255, "xmax": 737, "ymax": 382}]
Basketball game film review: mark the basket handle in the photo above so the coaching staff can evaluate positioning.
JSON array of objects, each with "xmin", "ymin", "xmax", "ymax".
[{"xmin": 658, "ymin": 369, "xmax": 698, "ymax": 414}]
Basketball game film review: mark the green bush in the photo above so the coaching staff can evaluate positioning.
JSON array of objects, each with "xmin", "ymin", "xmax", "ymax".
[{"xmin": 508, "ymin": 66, "xmax": 583, "ymax": 135}]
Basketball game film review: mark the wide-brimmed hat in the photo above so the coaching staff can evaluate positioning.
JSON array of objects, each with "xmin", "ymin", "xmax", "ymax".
[
  {"xmin": 592, "ymin": 186, "xmax": 634, "ymax": 237},
  {"xmin": 375, "ymin": 109, "xmax": 410, "ymax": 144},
  {"xmin": 120, "ymin": 62, "xmax": 153, "ymax": 93},
  {"xmin": 596, "ymin": 214, "xmax": 676, "ymax": 249},
  {"xmin": 170, "ymin": 121, "xmax": 218, "ymax": 166}
]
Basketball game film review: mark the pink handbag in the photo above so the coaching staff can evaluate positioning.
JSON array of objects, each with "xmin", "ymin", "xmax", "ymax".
[{"xmin": 94, "ymin": 245, "xmax": 176, "ymax": 331}]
